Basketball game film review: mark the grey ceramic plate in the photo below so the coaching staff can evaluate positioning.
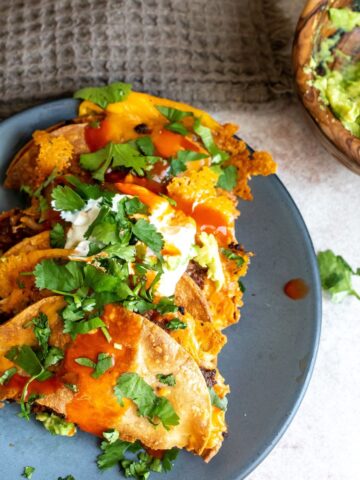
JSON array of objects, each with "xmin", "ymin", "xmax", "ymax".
[{"xmin": 0, "ymin": 100, "xmax": 321, "ymax": 480}]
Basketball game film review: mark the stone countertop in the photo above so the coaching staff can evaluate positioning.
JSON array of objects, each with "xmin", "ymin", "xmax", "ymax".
[{"xmin": 212, "ymin": 99, "xmax": 360, "ymax": 480}]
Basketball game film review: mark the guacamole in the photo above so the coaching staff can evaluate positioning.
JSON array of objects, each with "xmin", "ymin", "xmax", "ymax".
[{"xmin": 310, "ymin": 7, "xmax": 360, "ymax": 137}]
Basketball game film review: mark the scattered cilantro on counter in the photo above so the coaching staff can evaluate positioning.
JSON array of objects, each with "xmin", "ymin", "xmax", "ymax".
[
  {"xmin": 114, "ymin": 372, "xmax": 179, "ymax": 430},
  {"xmin": 22, "ymin": 466, "xmax": 35, "ymax": 479},
  {"xmin": 57, "ymin": 476, "xmax": 76, "ymax": 480},
  {"xmin": 317, "ymin": 250, "xmax": 360, "ymax": 302},
  {"xmin": 209, "ymin": 387, "xmax": 228, "ymax": 412},
  {"xmin": 74, "ymin": 82, "xmax": 132, "ymax": 108}
]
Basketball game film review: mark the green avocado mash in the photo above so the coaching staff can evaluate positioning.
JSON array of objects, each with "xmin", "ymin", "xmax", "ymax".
[{"xmin": 309, "ymin": 7, "xmax": 360, "ymax": 137}]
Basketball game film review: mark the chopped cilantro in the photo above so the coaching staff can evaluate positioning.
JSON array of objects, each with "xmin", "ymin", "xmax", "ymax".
[
  {"xmin": 22, "ymin": 466, "xmax": 35, "ymax": 479},
  {"xmin": 156, "ymin": 373, "xmax": 176, "ymax": 386},
  {"xmin": 114, "ymin": 372, "xmax": 180, "ymax": 430},
  {"xmin": 57, "ymin": 476, "xmax": 76, "ymax": 480},
  {"xmin": 50, "ymin": 223, "xmax": 66, "ymax": 248},
  {"xmin": 97, "ymin": 431, "xmax": 179, "ymax": 477},
  {"xmin": 35, "ymin": 412, "xmax": 76, "ymax": 436},
  {"xmin": 217, "ymin": 165, "xmax": 238, "ymax": 191},
  {"xmin": 318, "ymin": 250, "xmax": 360, "ymax": 302},
  {"xmin": 238, "ymin": 279, "xmax": 246, "ymax": 293},
  {"xmin": 165, "ymin": 122, "xmax": 189, "ymax": 136},
  {"xmin": 165, "ymin": 318, "xmax": 187, "ymax": 330},
  {"xmin": 74, "ymin": 357, "xmax": 96, "ymax": 368},
  {"xmin": 5, "ymin": 345, "xmax": 45, "ymax": 378},
  {"xmin": 31, "ymin": 312, "xmax": 51, "ymax": 361},
  {"xmin": 222, "ymin": 248, "xmax": 245, "ymax": 267},
  {"xmin": 156, "ymin": 106, "xmax": 193, "ymax": 122},
  {"xmin": 65, "ymin": 175, "xmax": 103, "ymax": 200},
  {"xmin": 65, "ymin": 317, "xmax": 106, "ymax": 337},
  {"xmin": 193, "ymin": 118, "xmax": 229, "ymax": 164},
  {"xmin": 209, "ymin": 387, "xmax": 228, "ymax": 411},
  {"xmin": 170, "ymin": 150, "xmax": 208, "ymax": 175},
  {"xmin": 132, "ymin": 219, "xmax": 164, "ymax": 255},
  {"xmin": 124, "ymin": 197, "xmax": 148, "ymax": 215},
  {"xmin": 0, "ymin": 367, "xmax": 17, "ymax": 385},
  {"xmin": 135, "ymin": 136, "xmax": 155, "ymax": 156},
  {"xmin": 51, "ymin": 185, "xmax": 85, "ymax": 212},
  {"xmin": 34, "ymin": 260, "xmax": 84, "ymax": 292},
  {"xmin": 80, "ymin": 142, "xmax": 158, "ymax": 182},
  {"xmin": 75, "ymin": 353, "xmax": 113, "ymax": 378},
  {"xmin": 74, "ymin": 82, "xmax": 132, "ymax": 108}
]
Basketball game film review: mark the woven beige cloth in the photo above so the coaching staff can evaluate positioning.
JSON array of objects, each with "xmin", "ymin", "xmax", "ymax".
[{"xmin": 0, "ymin": 0, "xmax": 293, "ymax": 118}]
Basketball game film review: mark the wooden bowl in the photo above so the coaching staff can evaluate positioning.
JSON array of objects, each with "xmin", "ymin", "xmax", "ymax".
[{"xmin": 293, "ymin": 0, "xmax": 360, "ymax": 174}]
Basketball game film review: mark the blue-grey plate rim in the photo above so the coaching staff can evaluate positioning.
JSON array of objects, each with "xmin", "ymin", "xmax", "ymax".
[{"xmin": 0, "ymin": 99, "xmax": 322, "ymax": 480}]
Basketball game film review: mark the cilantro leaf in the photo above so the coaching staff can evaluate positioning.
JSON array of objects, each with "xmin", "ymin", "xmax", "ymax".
[
  {"xmin": 91, "ymin": 221, "xmax": 119, "ymax": 245},
  {"xmin": 156, "ymin": 106, "xmax": 193, "ymax": 122},
  {"xmin": 34, "ymin": 260, "xmax": 84, "ymax": 292},
  {"xmin": 162, "ymin": 448, "xmax": 179, "ymax": 472},
  {"xmin": 50, "ymin": 223, "xmax": 66, "ymax": 248},
  {"xmin": 92, "ymin": 353, "xmax": 114, "ymax": 379},
  {"xmin": 80, "ymin": 144, "xmax": 113, "ymax": 182},
  {"xmin": 317, "ymin": 250, "xmax": 360, "ymax": 302},
  {"xmin": 65, "ymin": 317, "xmax": 106, "ymax": 337},
  {"xmin": 124, "ymin": 197, "xmax": 148, "ymax": 215},
  {"xmin": 57, "ymin": 476, "xmax": 76, "ymax": 480},
  {"xmin": 35, "ymin": 412, "xmax": 76, "ymax": 436},
  {"xmin": 75, "ymin": 357, "xmax": 96, "ymax": 368},
  {"xmin": 51, "ymin": 185, "xmax": 85, "ymax": 212},
  {"xmin": 209, "ymin": 387, "xmax": 228, "ymax": 411},
  {"xmin": 193, "ymin": 118, "xmax": 229, "ymax": 164},
  {"xmin": 97, "ymin": 437, "xmax": 141, "ymax": 470},
  {"xmin": 80, "ymin": 142, "xmax": 158, "ymax": 181},
  {"xmin": 75, "ymin": 353, "xmax": 113, "ymax": 379},
  {"xmin": 222, "ymin": 248, "xmax": 245, "ymax": 267},
  {"xmin": 5, "ymin": 345, "xmax": 43, "ymax": 377},
  {"xmin": 22, "ymin": 466, "xmax": 35, "ymax": 479},
  {"xmin": 165, "ymin": 318, "xmax": 187, "ymax": 330},
  {"xmin": 135, "ymin": 136, "xmax": 155, "ymax": 156},
  {"xmin": 43, "ymin": 347, "xmax": 64, "ymax": 369},
  {"xmin": 217, "ymin": 165, "xmax": 238, "ymax": 191},
  {"xmin": 114, "ymin": 372, "xmax": 180, "ymax": 430},
  {"xmin": 31, "ymin": 312, "xmax": 51, "ymax": 361},
  {"xmin": 132, "ymin": 219, "xmax": 164, "ymax": 255},
  {"xmin": 238, "ymin": 279, "xmax": 246, "ymax": 293},
  {"xmin": 169, "ymin": 158, "xmax": 187, "ymax": 176},
  {"xmin": 155, "ymin": 297, "xmax": 179, "ymax": 314},
  {"xmin": 74, "ymin": 82, "xmax": 132, "ymax": 108},
  {"xmin": 83, "ymin": 265, "xmax": 119, "ymax": 293},
  {"xmin": 156, "ymin": 373, "xmax": 176, "ymax": 386},
  {"xmin": 66, "ymin": 175, "xmax": 103, "ymax": 200},
  {"xmin": 165, "ymin": 122, "xmax": 189, "ymax": 136},
  {"xmin": 170, "ymin": 150, "xmax": 208, "ymax": 176},
  {"xmin": 0, "ymin": 367, "xmax": 17, "ymax": 385}
]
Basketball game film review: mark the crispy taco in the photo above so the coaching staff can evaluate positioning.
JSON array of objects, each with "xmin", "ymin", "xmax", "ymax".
[{"xmin": 0, "ymin": 82, "xmax": 276, "ymax": 478}]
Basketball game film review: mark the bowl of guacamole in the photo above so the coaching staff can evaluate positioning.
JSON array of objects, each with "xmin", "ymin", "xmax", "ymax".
[{"xmin": 293, "ymin": 0, "xmax": 360, "ymax": 175}]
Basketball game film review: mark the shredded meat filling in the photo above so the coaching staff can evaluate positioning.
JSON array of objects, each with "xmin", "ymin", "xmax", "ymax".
[{"xmin": 186, "ymin": 261, "xmax": 208, "ymax": 290}]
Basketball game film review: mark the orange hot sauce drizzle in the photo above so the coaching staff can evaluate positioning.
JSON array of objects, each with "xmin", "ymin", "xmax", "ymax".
[
  {"xmin": 63, "ymin": 305, "xmax": 142, "ymax": 436},
  {"xmin": 284, "ymin": 278, "xmax": 309, "ymax": 300}
]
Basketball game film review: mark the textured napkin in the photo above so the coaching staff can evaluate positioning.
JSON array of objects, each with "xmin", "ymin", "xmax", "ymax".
[{"xmin": 0, "ymin": 0, "xmax": 293, "ymax": 118}]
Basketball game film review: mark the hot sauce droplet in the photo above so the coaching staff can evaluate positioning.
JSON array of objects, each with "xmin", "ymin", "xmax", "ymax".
[{"xmin": 284, "ymin": 278, "xmax": 309, "ymax": 300}]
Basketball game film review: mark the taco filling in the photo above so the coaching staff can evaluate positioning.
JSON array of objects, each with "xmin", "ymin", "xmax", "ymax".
[{"xmin": 0, "ymin": 82, "xmax": 276, "ymax": 478}]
